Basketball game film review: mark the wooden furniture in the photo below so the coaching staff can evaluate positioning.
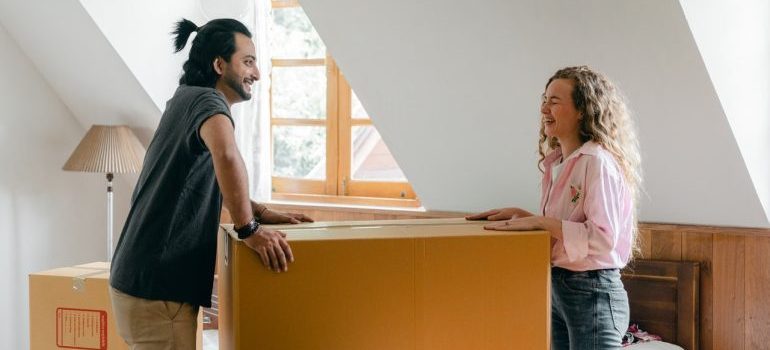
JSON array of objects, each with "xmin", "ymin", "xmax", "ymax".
[{"xmin": 622, "ymin": 259, "xmax": 700, "ymax": 350}]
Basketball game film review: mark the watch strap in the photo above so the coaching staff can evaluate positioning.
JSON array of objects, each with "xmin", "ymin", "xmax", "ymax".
[{"xmin": 235, "ymin": 217, "xmax": 260, "ymax": 239}]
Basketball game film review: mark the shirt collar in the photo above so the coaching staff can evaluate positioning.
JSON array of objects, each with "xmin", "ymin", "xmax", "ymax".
[
  {"xmin": 576, "ymin": 140, "xmax": 600, "ymax": 156},
  {"xmin": 544, "ymin": 141, "xmax": 601, "ymax": 166}
]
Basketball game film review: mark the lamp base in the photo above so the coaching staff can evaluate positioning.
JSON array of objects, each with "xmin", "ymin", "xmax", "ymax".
[{"xmin": 107, "ymin": 173, "xmax": 113, "ymax": 262}]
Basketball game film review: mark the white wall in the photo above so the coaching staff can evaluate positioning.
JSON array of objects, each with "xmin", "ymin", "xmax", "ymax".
[
  {"xmin": 78, "ymin": 0, "xmax": 206, "ymax": 112},
  {"xmin": 0, "ymin": 0, "xmax": 161, "ymax": 143},
  {"xmin": 680, "ymin": 0, "xmax": 770, "ymax": 223},
  {"xmin": 61, "ymin": 0, "xmax": 770, "ymax": 227},
  {"xmin": 0, "ymin": 0, "xmax": 156, "ymax": 298},
  {"xmin": 0, "ymin": 22, "xmax": 113, "ymax": 350},
  {"xmin": 299, "ymin": 0, "xmax": 769, "ymax": 227}
]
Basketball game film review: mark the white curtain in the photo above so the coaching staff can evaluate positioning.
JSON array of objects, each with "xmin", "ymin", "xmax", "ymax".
[{"xmin": 228, "ymin": 0, "xmax": 272, "ymax": 202}]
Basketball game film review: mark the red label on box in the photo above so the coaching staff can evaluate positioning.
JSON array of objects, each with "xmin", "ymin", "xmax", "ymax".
[{"xmin": 56, "ymin": 308, "xmax": 108, "ymax": 350}]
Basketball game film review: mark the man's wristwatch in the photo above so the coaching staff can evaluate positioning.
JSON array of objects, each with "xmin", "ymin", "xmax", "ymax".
[{"xmin": 234, "ymin": 217, "xmax": 260, "ymax": 240}]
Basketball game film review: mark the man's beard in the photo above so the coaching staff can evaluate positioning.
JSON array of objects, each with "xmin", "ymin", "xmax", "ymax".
[{"xmin": 224, "ymin": 71, "xmax": 251, "ymax": 101}]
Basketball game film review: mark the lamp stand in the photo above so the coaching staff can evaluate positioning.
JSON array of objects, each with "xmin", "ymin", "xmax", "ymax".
[{"xmin": 107, "ymin": 173, "xmax": 114, "ymax": 262}]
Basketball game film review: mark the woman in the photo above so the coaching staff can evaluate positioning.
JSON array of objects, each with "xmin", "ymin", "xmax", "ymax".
[{"xmin": 467, "ymin": 66, "xmax": 641, "ymax": 349}]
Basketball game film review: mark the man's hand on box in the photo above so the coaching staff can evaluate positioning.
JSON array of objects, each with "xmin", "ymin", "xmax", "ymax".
[{"xmin": 243, "ymin": 227, "xmax": 294, "ymax": 272}]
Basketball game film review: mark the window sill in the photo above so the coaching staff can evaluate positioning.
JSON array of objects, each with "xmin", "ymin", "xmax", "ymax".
[
  {"xmin": 219, "ymin": 195, "xmax": 464, "ymax": 224},
  {"xmin": 270, "ymin": 192, "xmax": 422, "ymax": 210},
  {"xmin": 263, "ymin": 198, "xmax": 464, "ymax": 219}
]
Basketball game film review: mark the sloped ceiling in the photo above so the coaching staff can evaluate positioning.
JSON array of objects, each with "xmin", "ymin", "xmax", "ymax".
[
  {"xmin": 78, "ymin": 0, "xmax": 206, "ymax": 114},
  {"xmin": 679, "ymin": 0, "xmax": 770, "ymax": 224},
  {"xmin": 0, "ymin": 0, "xmax": 160, "ymax": 143},
  {"xmin": 0, "ymin": 0, "xmax": 767, "ymax": 227},
  {"xmin": 297, "ymin": 0, "xmax": 769, "ymax": 227}
]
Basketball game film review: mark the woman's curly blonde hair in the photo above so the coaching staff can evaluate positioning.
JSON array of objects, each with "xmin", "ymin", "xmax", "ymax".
[{"xmin": 538, "ymin": 66, "xmax": 643, "ymax": 255}]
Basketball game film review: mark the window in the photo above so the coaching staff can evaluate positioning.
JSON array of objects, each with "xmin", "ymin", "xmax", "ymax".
[{"xmin": 269, "ymin": 0, "xmax": 418, "ymax": 207}]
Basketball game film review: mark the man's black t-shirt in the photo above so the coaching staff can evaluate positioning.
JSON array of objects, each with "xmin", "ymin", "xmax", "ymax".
[{"xmin": 110, "ymin": 85, "xmax": 232, "ymax": 307}]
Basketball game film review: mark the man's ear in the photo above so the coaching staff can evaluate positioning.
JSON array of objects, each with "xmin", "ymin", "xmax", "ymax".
[{"xmin": 212, "ymin": 57, "xmax": 224, "ymax": 75}]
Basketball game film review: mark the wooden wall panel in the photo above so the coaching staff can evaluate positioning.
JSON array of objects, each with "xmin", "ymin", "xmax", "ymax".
[
  {"xmin": 713, "ymin": 234, "xmax": 745, "ymax": 350},
  {"xmin": 637, "ymin": 228, "xmax": 652, "ymax": 259},
  {"xmin": 682, "ymin": 232, "xmax": 713, "ymax": 350},
  {"xmin": 650, "ymin": 229, "xmax": 682, "ymax": 260},
  {"xmin": 744, "ymin": 235, "xmax": 770, "ymax": 350}
]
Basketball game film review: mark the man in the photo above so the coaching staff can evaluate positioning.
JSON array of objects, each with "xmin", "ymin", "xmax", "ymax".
[{"xmin": 109, "ymin": 18, "xmax": 312, "ymax": 349}]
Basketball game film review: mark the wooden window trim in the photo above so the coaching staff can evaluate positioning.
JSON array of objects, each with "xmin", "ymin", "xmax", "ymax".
[
  {"xmin": 271, "ymin": 0, "xmax": 301, "ymax": 9},
  {"xmin": 269, "ymin": 2, "xmax": 420, "ymax": 207},
  {"xmin": 271, "ymin": 193, "xmax": 421, "ymax": 208},
  {"xmin": 337, "ymin": 71, "xmax": 417, "ymax": 200},
  {"xmin": 272, "ymin": 177, "xmax": 325, "ymax": 195},
  {"xmin": 326, "ymin": 55, "xmax": 340, "ymax": 195},
  {"xmin": 271, "ymin": 118, "xmax": 325, "ymax": 126},
  {"xmin": 272, "ymin": 58, "xmax": 325, "ymax": 67}
]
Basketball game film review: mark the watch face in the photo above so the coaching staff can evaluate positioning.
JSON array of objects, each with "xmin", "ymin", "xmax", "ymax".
[{"xmin": 237, "ymin": 220, "xmax": 258, "ymax": 239}]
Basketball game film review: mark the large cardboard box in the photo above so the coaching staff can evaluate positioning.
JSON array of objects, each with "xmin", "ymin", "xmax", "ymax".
[
  {"xmin": 29, "ymin": 262, "xmax": 203, "ymax": 350},
  {"xmin": 218, "ymin": 218, "xmax": 551, "ymax": 350}
]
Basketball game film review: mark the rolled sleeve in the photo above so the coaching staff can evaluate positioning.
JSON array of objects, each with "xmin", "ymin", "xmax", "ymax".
[
  {"xmin": 191, "ymin": 92, "xmax": 233, "ymax": 153},
  {"xmin": 561, "ymin": 220, "xmax": 590, "ymax": 262}
]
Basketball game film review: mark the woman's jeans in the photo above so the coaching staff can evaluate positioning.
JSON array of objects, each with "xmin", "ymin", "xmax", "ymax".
[{"xmin": 551, "ymin": 267, "xmax": 630, "ymax": 350}]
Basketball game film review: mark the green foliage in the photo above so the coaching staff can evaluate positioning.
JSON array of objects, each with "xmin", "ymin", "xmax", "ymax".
[
  {"xmin": 272, "ymin": 67, "xmax": 326, "ymax": 119},
  {"xmin": 271, "ymin": 7, "xmax": 325, "ymax": 59},
  {"xmin": 272, "ymin": 126, "xmax": 325, "ymax": 179}
]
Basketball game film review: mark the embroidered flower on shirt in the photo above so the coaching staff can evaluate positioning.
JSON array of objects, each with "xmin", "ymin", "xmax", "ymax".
[{"xmin": 569, "ymin": 184, "xmax": 582, "ymax": 204}]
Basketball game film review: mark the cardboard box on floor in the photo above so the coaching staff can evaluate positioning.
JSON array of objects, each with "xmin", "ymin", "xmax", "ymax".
[
  {"xmin": 217, "ymin": 218, "xmax": 551, "ymax": 350},
  {"xmin": 29, "ymin": 262, "xmax": 203, "ymax": 350}
]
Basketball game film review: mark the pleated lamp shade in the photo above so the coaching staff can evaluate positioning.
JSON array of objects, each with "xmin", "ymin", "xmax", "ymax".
[{"xmin": 63, "ymin": 125, "xmax": 146, "ymax": 173}]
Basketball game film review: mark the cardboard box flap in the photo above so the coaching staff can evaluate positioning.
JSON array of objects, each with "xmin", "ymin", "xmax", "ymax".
[
  {"xmin": 263, "ymin": 217, "xmax": 475, "ymax": 230},
  {"xmin": 222, "ymin": 219, "xmax": 548, "ymax": 241},
  {"xmin": 29, "ymin": 266, "xmax": 110, "ymax": 294},
  {"xmin": 75, "ymin": 261, "xmax": 110, "ymax": 270},
  {"xmin": 29, "ymin": 267, "xmax": 102, "ymax": 278}
]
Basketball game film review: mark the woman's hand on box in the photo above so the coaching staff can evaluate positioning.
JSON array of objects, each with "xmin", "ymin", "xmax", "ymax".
[
  {"xmin": 465, "ymin": 207, "xmax": 533, "ymax": 221},
  {"xmin": 484, "ymin": 216, "xmax": 543, "ymax": 231},
  {"xmin": 483, "ymin": 216, "xmax": 564, "ymax": 241}
]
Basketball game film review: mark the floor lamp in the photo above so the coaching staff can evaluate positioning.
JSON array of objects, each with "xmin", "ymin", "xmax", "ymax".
[{"xmin": 63, "ymin": 125, "xmax": 146, "ymax": 262}]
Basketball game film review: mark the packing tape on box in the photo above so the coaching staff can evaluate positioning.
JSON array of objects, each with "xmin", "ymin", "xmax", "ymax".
[
  {"xmin": 72, "ymin": 267, "xmax": 110, "ymax": 293},
  {"xmin": 224, "ymin": 233, "xmax": 230, "ymax": 267},
  {"xmin": 220, "ymin": 219, "xmax": 478, "ymax": 239}
]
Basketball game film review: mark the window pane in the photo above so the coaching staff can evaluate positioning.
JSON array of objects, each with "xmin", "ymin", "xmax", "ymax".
[
  {"xmin": 272, "ymin": 66, "xmax": 326, "ymax": 119},
  {"xmin": 270, "ymin": 7, "xmax": 325, "ymax": 59},
  {"xmin": 351, "ymin": 90, "xmax": 370, "ymax": 120},
  {"xmin": 273, "ymin": 126, "xmax": 326, "ymax": 179},
  {"xmin": 351, "ymin": 126, "xmax": 407, "ymax": 181}
]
